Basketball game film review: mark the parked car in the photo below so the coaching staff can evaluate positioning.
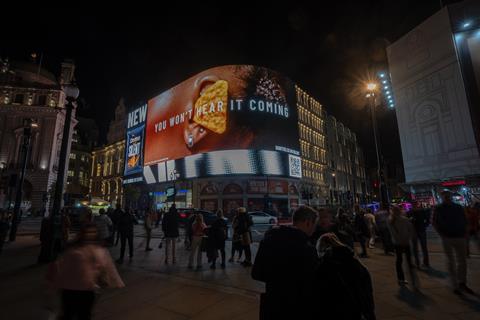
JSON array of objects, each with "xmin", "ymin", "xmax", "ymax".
[{"xmin": 249, "ymin": 211, "xmax": 278, "ymax": 225}]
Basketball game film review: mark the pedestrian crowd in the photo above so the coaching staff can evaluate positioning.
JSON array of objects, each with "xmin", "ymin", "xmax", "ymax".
[{"xmin": 1, "ymin": 188, "xmax": 479, "ymax": 319}]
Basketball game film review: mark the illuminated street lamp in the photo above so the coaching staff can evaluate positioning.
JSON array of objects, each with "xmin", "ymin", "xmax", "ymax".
[
  {"xmin": 9, "ymin": 119, "xmax": 38, "ymax": 242},
  {"xmin": 366, "ymin": 82, "xmax": 388, "ymax": 206}
]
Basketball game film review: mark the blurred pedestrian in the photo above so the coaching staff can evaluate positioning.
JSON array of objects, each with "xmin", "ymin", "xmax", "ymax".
[
  {"xmin": 335, "ymin": 209, "xmax": 355, "ymax": 249},
  {"xmin": 0, "ymin": 209, "xmax": 10, "ymax": 254},
  {"xmin": 235, "ymin": 207, "xmax": 253, "ymax": 267},
  {"xmin": 162, "ymin": 204, "xmax": 179, "ymax": 264},
  {"xmin": 252, "ymin": 206, "xmax": 318, "ymax": 320},
  {"xmin": 315, "ymin": 233, "xmax": 376, "ymax": 320},
  {"xmin": 116, "ymin": 208, "xmax": 137, "ymax": 264},
  {"xmin": 144, "ymin": 208, "xmax": 156, "ymax": 251},
  {"xmin": 188, "ymin": 214, "xmax": 207, "ymax": 270},
  {"xmin": 364, "ymin": 208, "xmax": 376, "ymax": 249},
  {"xmin": 388, "ymin": 206, "xmax": 417, "ymax": 287},
  {"xmin": 111, "ymin": 204, "xmax": 123, "ymax": 246},
  {"xmin": 229, "ymin": 210, "xmax": 244, "ymax": 262},
  {"xmin": 466, "ymin": 202, "xmax": 480, "ymax": 258},
  {"xmin": 433, "ymin": 191, "xmax": 473, "ymax": 295},
  {"xmin": 409, "ymin": 203, "xmax": 431, "ymax": 268},
  {"xmin": 354, "ymin": 208, "xmax": 370, "ymax": 258},
  {"xmin": 46, "ymin": 223, "xmax": 124, "ymax": 319},
  {"xmin": 376, "ymin": 204, "xmax": 394, "ymax": 255},
  {"xmin": 210, "ymin": 209, "xmax": 228, "ymax": 269},
  {"xmin": 8, "ymin": 208, "xmax": 22, "ymax": 242},
  {"xmin": 95, "ymin": 208, "xmax": 112, "ymax": 246}
]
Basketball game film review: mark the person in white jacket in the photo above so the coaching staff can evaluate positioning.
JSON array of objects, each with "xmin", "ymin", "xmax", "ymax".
[
  {"xmin": 387, "ymin": 206, "xmax": 417, "ymax": 287},
  {"xmin": 95, "ymin": 209, "xmax": 112, "ymax": 245}
]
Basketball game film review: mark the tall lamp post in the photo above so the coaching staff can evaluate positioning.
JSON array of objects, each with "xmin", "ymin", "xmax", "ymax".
[
  {"xmin": 9, "ymin": 119, "xmax": 38, "ymax": 242},
  {"xmin": 39, "ymin": 84, "xmax": 79, "ymax": 262},
  {"xmin": 366, "ymin": 83, "xmax": 388, "ymax": 206}
]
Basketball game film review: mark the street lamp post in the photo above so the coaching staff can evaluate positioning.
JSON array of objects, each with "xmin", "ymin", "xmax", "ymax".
[
  {"xmin": 38, "ymin": 84, "xmax": 79, "ymax": 262},
  {"xmin": 9, "ymin": 119, "xmax": 38, "ymax": 242},
  {"xmin": 366, "ymin": 83, "xmax": 388, "ymax": 206}
]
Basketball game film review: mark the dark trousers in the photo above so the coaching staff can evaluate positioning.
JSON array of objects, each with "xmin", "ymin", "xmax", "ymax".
[
  {"xmin": 145, "ymin": 228, "xmax": 152, "ymax": 249},
  {"xmin": 0, "ymin": 230, "xmax": 7, "ymax": 254},
  {"xmin": 358, "ymin": 235, "xmax": 368, "ymax": 256},
  {"xmin": 212, "ymin": 247, "xmax": 226, "ymax": 265},
  {"xmin": 394, "ymin": 245, "xmax": 415, "ymax": 282},
  {"xmin": 231, "ymin": 241, "xmax": 243, "ymax": 259},
  {"xmin": 61, "ymin": 289, "xmax": 95, "ymax": 320},
  {"xmin": 243, "ymin": 244, "xmax": 252, "ymax": 263},
  {"xmin": 8, "ymin": 221, "xmax": 18, "ymax": 242},
  {"xmin": 120, "ymin": 233, "xmax": 133, "ymax": 260},
  {"xmin": 413, "ymin": 231, "xmax": 429, "ymax": 267},
  {"xmin": 379, "ymin": 227, "xmax": 394, "ymax": 254}
]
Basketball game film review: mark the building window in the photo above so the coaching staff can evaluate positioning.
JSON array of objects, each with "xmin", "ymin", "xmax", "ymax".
[
  {"xmin": 68, "ymin": 170, "xmax": 74, "ymax": 177},
  {"xmin": 37, "ymin": 95, "xmax": 47, "ymax": 106},
  {"xmin": 69, "ymin": 153, "xmax": 76, "ymax": 160},
  {"xmin": 14, "ymin": 94, "xmax": 24, "ymax": 104}
]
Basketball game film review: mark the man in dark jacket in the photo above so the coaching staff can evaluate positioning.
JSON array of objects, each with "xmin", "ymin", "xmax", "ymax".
[
  {"xmin": 433, "ymin": 191, "xmax": 472, "ymax": 295},
  {"xmin": 117, "ymin": 208, "xmax": 137, "ymax": 264},
  {"xmin": 252, "ymin": 205, "xmax": 318, "ymax": 320},
  {"xmin": 111, "ymin": 204, "xmax": 123, "ymax": 246},
  {"xmin": 162, "ymin": 204, "xmax": 179, "ymax": 264}
]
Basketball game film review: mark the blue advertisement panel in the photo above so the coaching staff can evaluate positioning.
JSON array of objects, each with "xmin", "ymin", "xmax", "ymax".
[{"xmin": 124, "ymin": 124, "xmax": 145, "ymax": 176}]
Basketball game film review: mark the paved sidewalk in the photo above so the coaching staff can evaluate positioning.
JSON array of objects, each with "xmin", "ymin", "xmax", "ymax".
[{"xmin": 1, "ymin": 227, "xmax": 480, "ymax": 319}]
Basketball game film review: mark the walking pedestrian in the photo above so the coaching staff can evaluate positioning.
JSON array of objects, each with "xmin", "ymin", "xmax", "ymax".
[
  {"xmin": 162, "ymin": 204, "xmax": 179, "ymax": 263},
  {"xmin": 315, "ymin": 233, "xmax": 376, "ymax": 320},
  {"xmin": 433, "ymin": 191, "xmax": 473, "ymax": 295},
  {"xmin": 365, "ymin": 208, "xmax": 377, "ymax": 249},
  {"xmin": 188, "ymin": 213, "xmax": 207, "ymax": 270},
  {"xmin": 95, "ymin": 208, "xmax": 112, "ymax": 246},
  {"xmin": 111, "ymin": 204, "xmax": 123, "ymax": 246},
  {"xmin": 144, "ymin": 208, "xmax": 156, "ymax": 251},
  {"xmin": 210, "ymin": 209, "xmax": 228, "ymax": 269},
  {"xmin": 46, "ymin": 223, "xmax": 124, "ymax": 319},
  {"xmin": 0, "ymin": 209, "xmax": 10, "ymax": 254},
  {"xmin": 376, "ymin": 204, "xmax": 394, "ymax": 255},
  {"xmin": 252, "ymin": 205, "xmax": 318, "ymax": 320},
  {"xmin": 235, "ymin": 207, "xmax": 253, "ymax": 267},
  {"xmin": 229, "ymin": 210, "xmax": 244, "ymax": 262},
  {"xmin": 354, "ymin": 208, "xmax": 370, "ymax": 258},
  {"xmin": 409, "ymin": 204, "xmax": 431, "ymax": 268},
  {"xmin": 466, "ymin": 202, "xmax": 480, "ymax": 258},
  {"xmin": 116, "ymin": 208, "xmax": 137, "ymax": 264},
  {"xmin": 388, "ymin": 206, "xmax": 417, "ymax": 287}
]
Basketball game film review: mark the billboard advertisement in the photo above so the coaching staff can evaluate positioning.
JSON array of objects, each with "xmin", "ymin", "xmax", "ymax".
[
  {"xmin": 124, "ymin": 104, "xmax": 147, "ymax": 184},
  {"xmin": 142, "ymin": 65, "xmax": 301, "ymax": 183}
]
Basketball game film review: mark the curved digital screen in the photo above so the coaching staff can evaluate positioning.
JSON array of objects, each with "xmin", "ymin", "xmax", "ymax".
[{"xmin": 125, "ymin": 65, "xmax": 302, "ymax": 184}]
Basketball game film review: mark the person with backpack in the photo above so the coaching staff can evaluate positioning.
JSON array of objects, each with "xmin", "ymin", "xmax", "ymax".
[{"xmin": 315, "ymin": 232, "xmax": 376, "ymax": 320}]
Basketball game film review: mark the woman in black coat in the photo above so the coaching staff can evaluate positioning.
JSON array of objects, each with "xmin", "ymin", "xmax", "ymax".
[
  {"xmin": 315, "ymin": 233, "xmax": 376, "ymax": 320},
  {"xmin": 162, "ymin": 204, "xmax": 180, "ymax": 264},
  {"xmin": 209, "ymin": 210, "xmax": 228, "ymax": 269}
]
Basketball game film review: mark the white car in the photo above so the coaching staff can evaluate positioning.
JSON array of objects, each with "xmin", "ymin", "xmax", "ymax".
[{"xmin": 249, "ymin": 211, "xmax": 278, "ymax": 225}]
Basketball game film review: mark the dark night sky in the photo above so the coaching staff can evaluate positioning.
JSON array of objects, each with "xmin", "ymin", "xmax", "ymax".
[{"xmin": 1, "ymin": 1, "xmax": 458, "ymax": 173}]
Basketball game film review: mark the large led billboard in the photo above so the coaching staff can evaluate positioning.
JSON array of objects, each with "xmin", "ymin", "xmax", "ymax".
[{"xmin": 141, "ymin": 65, "xmax": 301, "ymax": 183}]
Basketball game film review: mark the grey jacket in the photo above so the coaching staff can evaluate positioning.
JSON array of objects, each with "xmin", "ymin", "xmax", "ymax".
[{"xmin": 387, "ymin": 215, "xmax": 413, "ymax": 246}]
